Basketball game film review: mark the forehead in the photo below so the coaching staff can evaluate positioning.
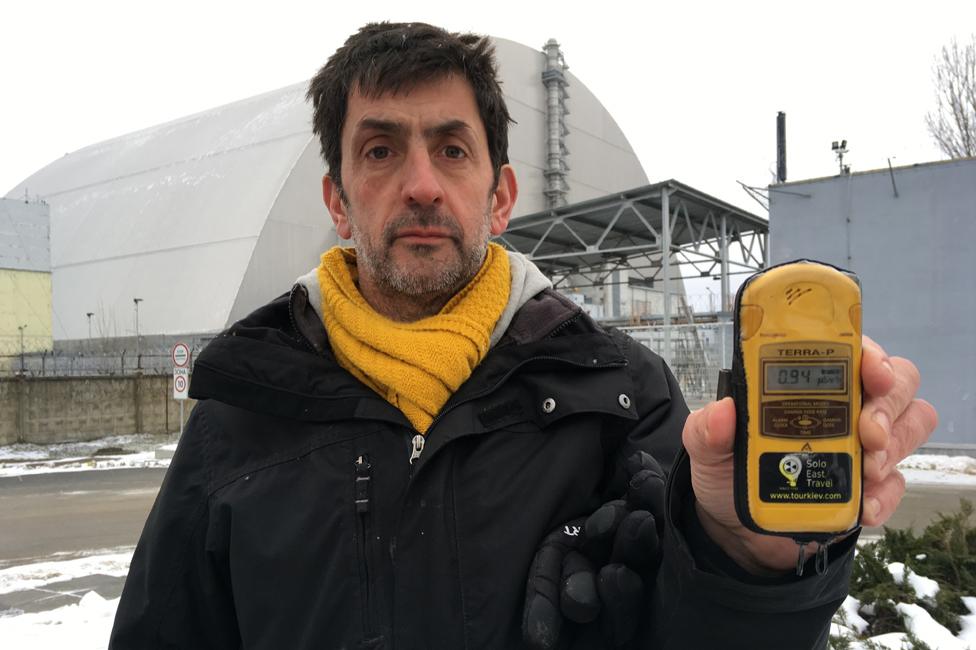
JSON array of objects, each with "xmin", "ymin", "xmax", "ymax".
[{"xmin": 343, "ymin": 75, "xmax": 486, "ymax": 139}]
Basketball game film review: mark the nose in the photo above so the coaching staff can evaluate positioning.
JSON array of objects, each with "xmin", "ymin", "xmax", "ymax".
[{"xmin": 401, "ymin": 148, "xmax": 444, "ymax": 207}]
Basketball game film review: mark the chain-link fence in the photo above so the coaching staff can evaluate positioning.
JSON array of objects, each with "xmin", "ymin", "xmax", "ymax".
[
  {"xmin": 0, "ymin": 345, "xmax": 203, "ymax": 378},
  {"xmin": 620, "ymin": 322, "xmax": 733, "ymax": 409}
]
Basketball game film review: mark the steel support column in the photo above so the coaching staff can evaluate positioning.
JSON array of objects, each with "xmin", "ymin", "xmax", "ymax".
[
  {"xmin": 662, "ymin": 189, "xmax": 672, "ymax": 365},
  {"xmin": 720, "ymin": 214, "xmax": 730, "ymax": 313}
]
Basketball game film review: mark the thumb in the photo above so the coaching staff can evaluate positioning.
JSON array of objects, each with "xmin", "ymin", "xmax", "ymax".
[{"xmin": 681, "ymin": 397, "xmax": 736, "ymax": 466}]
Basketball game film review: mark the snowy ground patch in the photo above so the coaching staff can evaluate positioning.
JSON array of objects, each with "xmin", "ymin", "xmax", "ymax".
[
  {"xmin": 0, "ymin": 549, "xmax": 133, "ymax": 596},
  {"xmin": 888, "ymin": 561, "xmax": 941, "ymax": 601},
  {"xmin": 0, "ymin": 590, "xmax": 119, "ymax": 650},
  {"xmin": 898, "ymin": 455, "xmax": 976, "ymax": 487},
  {"xmin": 0, "ymin": 434, "xmax": 175, "ymax": 478}
]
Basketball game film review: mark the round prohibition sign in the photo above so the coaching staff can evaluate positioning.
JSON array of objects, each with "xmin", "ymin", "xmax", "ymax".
[
  {"xmin": 174, "ymin": 374, "xmax": 188, "ymax": 393},
  {"xmin": 172, "ymin": 342, "xmax": 191, "ymax": 368}
]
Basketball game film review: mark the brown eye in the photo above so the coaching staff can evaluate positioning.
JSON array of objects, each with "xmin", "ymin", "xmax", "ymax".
[{"xmin": 367, "ymin": 146, "xmax": 391, "ymax": 160}]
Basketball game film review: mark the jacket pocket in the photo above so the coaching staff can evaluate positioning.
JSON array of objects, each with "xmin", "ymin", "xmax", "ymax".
[{"xmin": 354, "ymin": 453, "xmax": 380, "ymax": 643}]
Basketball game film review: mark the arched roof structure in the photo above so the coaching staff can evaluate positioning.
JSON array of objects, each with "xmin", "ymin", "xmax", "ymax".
[{"xmin": 7, "ymin": 37, "xmax": 648, "ymax": 340}]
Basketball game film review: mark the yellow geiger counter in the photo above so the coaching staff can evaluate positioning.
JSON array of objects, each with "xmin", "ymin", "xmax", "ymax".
[{"xmin": 727, "ymin": 260, "xmax": 862, "ymax": 573}]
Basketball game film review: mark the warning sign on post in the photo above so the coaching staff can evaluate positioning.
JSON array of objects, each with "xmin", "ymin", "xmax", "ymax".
[
  {"xmin": 173, "ymin": 367, "xmax": 189, "ymax": 400},
  {"xmin": 172, "ymin": 342, "xmax": 191, "ymax": 368}
]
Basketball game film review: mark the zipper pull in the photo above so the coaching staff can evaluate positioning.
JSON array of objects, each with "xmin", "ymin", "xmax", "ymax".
[
  {"xmin": 355, "ymin": 455, "xmax": 371, "ymax": 514},
  {"xmin": 409, "ymin": 435, "xmax": 425, "ymax": 465}
]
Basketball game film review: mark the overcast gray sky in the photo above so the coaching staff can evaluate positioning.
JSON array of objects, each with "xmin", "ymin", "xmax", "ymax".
[{"xmin": 3, "ymin": 0, "xmax": 973, "ymax": 214}]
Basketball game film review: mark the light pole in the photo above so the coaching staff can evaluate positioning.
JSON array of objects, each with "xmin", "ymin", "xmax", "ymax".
[
  {"xmin": 86, "ymin": 312, "xmax": 94, "ymax": 345},
  {"xmin": 133, "ymin": 298, "xmax": 143, "ymax": 370},
  {"xmin": 17, "ymin": 324, "xmax": 27, "ymax": 373}
]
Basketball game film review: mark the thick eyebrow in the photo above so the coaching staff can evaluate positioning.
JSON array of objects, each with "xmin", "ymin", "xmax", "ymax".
[
  {"xmin": 355, "ymin": 118, "xmax": 405, "ymax": 137},
  {"xmin": 352, "ymin": 117, "xmax": 475, "ymax": 143},
  {"xmin": 423, "ymin": 119, "xmax": 475, "ymax": 140}
]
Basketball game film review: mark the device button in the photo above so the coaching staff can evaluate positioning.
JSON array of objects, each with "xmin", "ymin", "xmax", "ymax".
[
  {"xmin": 849, "ymin": 303, "xmax": 862, "ymax": 332},
  {"xmin": 740, "ymin": 304, "xmax": 764, "ymax": 340}
]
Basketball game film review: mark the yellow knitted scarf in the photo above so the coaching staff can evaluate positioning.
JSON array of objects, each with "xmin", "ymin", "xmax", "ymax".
[{"xmin": 317, "ymin": 243, "xmax": 511, "ymax": 434}]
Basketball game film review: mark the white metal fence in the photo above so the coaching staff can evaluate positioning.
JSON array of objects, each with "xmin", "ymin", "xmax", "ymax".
[{"xmin": 620, "ymin": 322, "xmax": 733, "ymax": 409}]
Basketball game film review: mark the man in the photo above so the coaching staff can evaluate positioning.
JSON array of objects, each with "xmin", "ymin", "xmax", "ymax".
[{"xmin": 110, "ymin": 22, "xmax": 937, "ymax": 649}]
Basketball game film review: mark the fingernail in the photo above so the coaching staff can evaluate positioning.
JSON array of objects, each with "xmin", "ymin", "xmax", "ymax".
[
  {"xmin": 872, "ymin": 410, "xmax": 890, "ymax": 435},
  {"xmin": 882, "ymin": 357, "xmax": 894, "ymax": 375},
  {"xmin": 867, "ymin": 498, "xmax": 881, "ymax": 520}
]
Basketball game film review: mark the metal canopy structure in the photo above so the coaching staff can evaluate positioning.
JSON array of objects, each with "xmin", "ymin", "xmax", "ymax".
[{"xmin": 495, "ymin": 179, "xmax": 769, "ymax": 315}]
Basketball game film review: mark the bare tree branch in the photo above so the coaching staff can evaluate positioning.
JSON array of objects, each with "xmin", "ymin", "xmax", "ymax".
[{"xmin": 926, "ymin": 36, "xmax": 976, "ymax": 159}]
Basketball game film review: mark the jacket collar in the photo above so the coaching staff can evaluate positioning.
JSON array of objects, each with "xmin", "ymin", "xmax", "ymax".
[{"xmin": 189, "ymin": 283, "xmax": 627, "ymax": 426}]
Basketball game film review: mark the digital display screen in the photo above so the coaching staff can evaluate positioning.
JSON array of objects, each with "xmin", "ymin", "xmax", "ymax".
[{"xmin": 765, "ymin": 363, "xmax": 845, "ymax": 392}]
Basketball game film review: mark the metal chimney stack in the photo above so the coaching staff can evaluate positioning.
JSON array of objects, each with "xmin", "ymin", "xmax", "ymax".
[
  {"xmin": 542, "ymin": 39, "xmax": 570, "ymax": 209},
  {"xmin": 776, "ymin": 112, "xmax": 787, "ymax": 183}
]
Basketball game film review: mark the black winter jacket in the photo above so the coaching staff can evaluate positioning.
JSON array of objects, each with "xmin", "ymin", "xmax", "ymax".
[{"xmin": 110, "ymin": 286, "xmax": 856, "ymax": 649}]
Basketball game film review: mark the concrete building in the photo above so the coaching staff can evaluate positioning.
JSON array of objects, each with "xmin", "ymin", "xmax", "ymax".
[
  {"xmin": 0, "ymin": 198, "xmax": 52, "ymax": 363},
  {"xmin": 5, "ymin": 37, "xmax": 649, "ymax": 344},
  {"xmin": 769, "ymin": 157, "xmax": 976, "ymax": 446}
]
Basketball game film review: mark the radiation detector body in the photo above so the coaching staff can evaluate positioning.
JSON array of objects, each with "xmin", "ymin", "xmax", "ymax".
[{"xmin": 731, "ymin": 260, "xmax": 862, "ymax": 541}]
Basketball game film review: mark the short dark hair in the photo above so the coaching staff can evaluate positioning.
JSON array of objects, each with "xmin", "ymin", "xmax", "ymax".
[{"xmin": 306, "ymin": 22, "xmax": 513, "ymax": 195}]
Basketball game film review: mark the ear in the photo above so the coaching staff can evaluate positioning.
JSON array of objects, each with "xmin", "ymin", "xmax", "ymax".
[
  {"xmin": 322, "ymin": 174, "xmax": 352, "ymax": 240},
  {"xmin": 489, "ymin": 164, "xmax": 518, "ymax": 236}
]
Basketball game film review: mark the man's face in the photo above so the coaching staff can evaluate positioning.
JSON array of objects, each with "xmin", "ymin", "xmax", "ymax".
[{"xmin": 322, "ymin": 75, "xmax": 516, "ymax": 299}]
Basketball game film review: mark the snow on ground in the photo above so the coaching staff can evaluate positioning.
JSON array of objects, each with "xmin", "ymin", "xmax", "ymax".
[
  {"xmin": 959, "ymin": 597, "xmax": 976, "ymax": 647},
  {"xmin": 1, "ymin": 436, "xmax": 974, "ymax": 485},
  {"xmin": 888, "ymin": 561, "xmax": 941, "ymax": 601},
  {"xmin": 0, "ymin": 549, "xmax": 133, "ymax": 596},
  {"xmin": 898, "ymin": 455, "xmax": 976, "ymax": 487},
  {"xmin": 839, "ymin": 594, "xmax": 870, "ymax": 634},
  {"xmin": 2, "ymin": 438, "xmax": 972, "ymax": 483},
  {"xmin": 0, "ymin": 550, "xmax": 132, "ymax": 649},
  {"xmin": 0, "ymin": 434, "xmax": 174, "ymax": 478},
  {"xmin": 0, "ymin": 591, "xmax": 119, "ymax": 650},
  {"xmin": 897, "ymin": 602, "xmax": 970, "ymax": 649}
]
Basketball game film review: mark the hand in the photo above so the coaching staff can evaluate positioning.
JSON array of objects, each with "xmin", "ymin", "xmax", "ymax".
[
  {"xmin": 684, "ymin": 336, "xmax": 939, "ymax": 575},
  {"xmin": 523, "ymin": 452, "xmax": 666, "ymax": 649}
]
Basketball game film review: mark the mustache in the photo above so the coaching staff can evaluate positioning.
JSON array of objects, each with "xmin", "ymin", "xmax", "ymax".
[{"xmin": 382, "ymin": 208, "xmax": 462, "ymax": 245}]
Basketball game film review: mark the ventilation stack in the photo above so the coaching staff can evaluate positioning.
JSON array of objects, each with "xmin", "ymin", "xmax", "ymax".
[{"xmin": 542, "ymin": 39, "xmax": 570, "ymax": 209}]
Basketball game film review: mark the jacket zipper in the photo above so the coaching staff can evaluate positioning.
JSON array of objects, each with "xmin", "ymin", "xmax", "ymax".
[
  {"xmin": 354, "ymin": 455, "xmax": 374, "ymax": 637},
  {"xmin": 409, "ymin": 434, "xmax": 425, "ymax": 465}
]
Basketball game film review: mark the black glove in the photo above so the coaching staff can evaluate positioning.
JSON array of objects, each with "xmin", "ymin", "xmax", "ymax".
[{"xmin": 523, "ymin": 452, "xmax": 667, "ymax": 649}]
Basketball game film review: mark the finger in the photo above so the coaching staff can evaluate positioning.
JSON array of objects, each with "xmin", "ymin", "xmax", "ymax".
[
  {"xmin": 681, "ymin": 397, "xmax": 736, "ymax": 467},
  {"xmin": 860, "ymin": 357, "xmax": 922, "ymax": 453},
  {"xmin": 583, "ymin": 500, "xmax": 629, "ymax": 562},
  {"xmin": 625, "ymin": 450, "xmax": 661, "ymax": 476},
  {"xmin": 523, "ymin": 544, "xmax": 563, "ymax": 649},
  {"xmin": 860, "ymin": 335, "xmax": 896, "ymax": 398},
  {"xmin": 861, "ymin": 467, "xmax": 907, "ymax": 528},
  {"xmin": 626, "ymin": 466, "xmax": 666, "ymax": 528},
  {"xmin": 597, "ymin": 564, "xmax": 643, "ymax": 647},
  {"xmin": 863, "ymin": 399, "xmax": 939, "ymax": 482},
  {"xmin": 610, "ymin": 510, "xmax": 659, "ymax": 575},
  {"xmin": 560, "ymin": 551, "xmax": 600, "ymax": 623},
  {"xmin": 523, "ymin": 518, "xmax": 587, "ymax": 649}
]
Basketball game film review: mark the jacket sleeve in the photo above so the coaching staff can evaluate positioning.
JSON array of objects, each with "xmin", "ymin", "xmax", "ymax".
[
  {"xmin": 109, "ymin": 404, "xmax": 240, "ymax": 649},
  {"xmin": 612, "ymin": 335, "xmax": 853, "ymax": 650},
  {"xmin": 643, "ymin": 449, "xmax": 856, "ymax": 650}
]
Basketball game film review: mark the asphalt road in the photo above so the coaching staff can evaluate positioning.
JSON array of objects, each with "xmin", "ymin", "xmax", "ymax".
[
  {"xmin": 1, "ymin": 466, "xmax": 975, "ymax": 613},
  {"xmin": 0, "ymin": 468, "xmax": 166, "ymax": 570}
]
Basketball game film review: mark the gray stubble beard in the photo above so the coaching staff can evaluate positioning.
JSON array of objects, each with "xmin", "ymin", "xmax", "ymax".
[{"xmin": 349, "ymin": 206, "xmax": 492, "ymax": 298}]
